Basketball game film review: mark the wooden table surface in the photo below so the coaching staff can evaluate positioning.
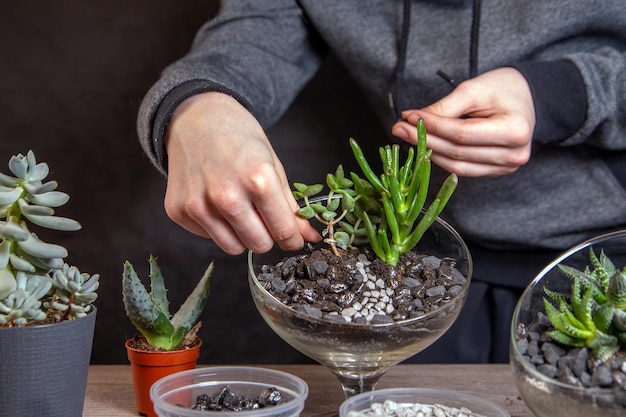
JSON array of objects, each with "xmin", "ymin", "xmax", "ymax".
[{"xmin": 84, "ymin": 364, "xmax": 532, "ymax": 417}]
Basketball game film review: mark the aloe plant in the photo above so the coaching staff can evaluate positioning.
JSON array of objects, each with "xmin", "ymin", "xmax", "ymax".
[
  {"xmin": 543, "ymin": 247, "xmax": 626, "ymax": 361},
  {"xmin": 292, "ymin": 119, "xmax": 457, "ymax": 266},
  {"xmin": 0, "ymin": 150, "xmax": 98, "ymax": 326},
  {"xmin": 122, "ymin": 255, "xmax": 214, "ymax": 351}
]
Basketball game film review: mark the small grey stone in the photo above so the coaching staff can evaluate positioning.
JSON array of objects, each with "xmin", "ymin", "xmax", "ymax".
[
  {"xmin": 537, "ymin": 363, "xmax": 558, "ymax": 379},
  {"xmin": 293, "ymin": 304, "xmax": 322, "ymax": 319},
  {"xmin": 447, "ymin": 285, "xmax": 463, "ymax": 298},
  {"xmin": 312, "ymin": 260, "xmax": 328, "ymax": 274},
  {"xmin": 270, "ymin": 277, "xmax": 287, "ymax": 293},
  {"xmin": 401, "ymin": 277, "xmax": 421, "ymax": 288},
  {"xmin": 421, "ymin": 255, "xmax": 441, "ymax": 269},
  {"xmin": 425, "ymin": 285, "xmax": 446, "ymax": 298},
  {"xmin": 370, "ymin": 314, "xmax": 394, "ymax": 324},
  {"xmin": 322, "ymin": 313, "xmax": 348, "ymax": 323},
  {"xmin": 281, "ymin": 256, "xmax": 298, "ymax": 269},
  {"xmin": 541, "ymin": 342, "xmax": 566, "ymax": 365},
  {"xmin": 591, "ymin": 364, "xmax": 614, "ymax": 387},
  {"xmin": 257, "ymin": 273, "xmax": 275, "ymax": 282}
]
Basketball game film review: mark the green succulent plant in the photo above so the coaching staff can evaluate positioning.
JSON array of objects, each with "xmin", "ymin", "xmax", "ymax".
[
  {"xmin": 292, "ymin": 119, "xmax": 457, "ymax": 267},
  {"xmin": 543, "ymin": 247, "xmax": 626, "ymax": 361},
  {"xmin": 122, "ymin": 255, "xmax": 214, "ymax": 351},
  {"xmin": 0, "ymin": 150, "xmax": 98, "ymax": 326}
]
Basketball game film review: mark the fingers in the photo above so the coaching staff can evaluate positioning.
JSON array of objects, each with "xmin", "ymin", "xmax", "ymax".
[
  {"xmin": 392, "ymin": 68, "xmax": 535, "ymax": 177},
  {"xmin": 393, "ymin": 116, "xmax": 532, "ymax": 177},
  {"xmin": 162, "ymin": 92, "xmax": 320, "ymax": 255}
]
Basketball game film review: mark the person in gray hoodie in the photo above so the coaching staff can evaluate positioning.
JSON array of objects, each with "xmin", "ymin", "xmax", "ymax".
[{"xmin": 137, "ymin": 0, "xmax": 626, "ymax": 362}]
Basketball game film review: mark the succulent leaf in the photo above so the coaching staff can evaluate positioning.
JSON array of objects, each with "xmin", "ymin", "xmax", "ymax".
[
  {"xmin": 21, "ymin": 212, "xmax": 81, "ymax": 232},
  {"xmin": 607, "ymin": 270, "xmax": 626, "ymax": 308},
  {"xmin": 0, "ymin": 187, "xmax": 23, "ymax": 206},
  {"xmin": 26, "ymin": 191, "xmax": 70, "ymax": 208},
  {"xmin": 122, "ymin": 261, "xmax": 175, "ymax": 349},
  {"xmin": 17, "ymin": 234, "xmax": 68, "ymax": 259},
  {"xmin": 0, "ymin": 267, "xmax": 17, "ymax": 299},
  {"xmin": 169, "ymin": 262, "xmax": 214, "ymax": 350},
  {"xmin": 8, "ymin": 154, "xmax": 29, "ymax": 179},
  {"xmin": 148, "ymin": 254, "xmax": 169, "ymax": 315}
]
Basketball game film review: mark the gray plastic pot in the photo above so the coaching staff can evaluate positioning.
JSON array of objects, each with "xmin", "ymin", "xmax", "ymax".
[{"xmin": 0, "ymin": 307, "xmax": 96, "ymax": 417}]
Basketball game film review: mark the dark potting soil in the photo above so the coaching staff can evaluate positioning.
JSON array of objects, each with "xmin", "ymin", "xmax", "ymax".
[
  {"xmin": 515, "ymin": 311, "xmax": 626, "ymax": 393},
  {"xmin": 189, "ymin": 385, "xmax": 285, "ymax": 412},
  {"xmin": 256, "ymin": 243, "xmax": 468, "ymax": 324}
]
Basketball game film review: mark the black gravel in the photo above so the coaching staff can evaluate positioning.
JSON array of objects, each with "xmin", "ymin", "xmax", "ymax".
[
  {"xmin": 188, "ymin": 385, "xmax": 285, "ymax": 412},
  {"xmin": 257, "ymin": 243, "xmax": 467, "ymax": 324}
]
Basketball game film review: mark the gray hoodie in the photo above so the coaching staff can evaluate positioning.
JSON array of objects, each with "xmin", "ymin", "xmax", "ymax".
[{"xmin": 137, "ymin": 0, "xmax": 626, "ymax": 275}]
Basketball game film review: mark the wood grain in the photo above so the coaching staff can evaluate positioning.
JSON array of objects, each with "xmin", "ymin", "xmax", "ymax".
[{"xmin": 84, "ymin": 364, "xmax": 532, "ymax": 417}]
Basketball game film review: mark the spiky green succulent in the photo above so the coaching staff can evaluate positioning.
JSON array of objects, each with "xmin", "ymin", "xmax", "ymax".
[
  {"xmin": 122, "ymin": 255, "xmax": 214, "ymax": 351},
  {"xmin": 543, "ymin": 247, "xmax": 626, "ymax": 361},
  {"xmin": 293, "ymin": 119, "xmax": 457, "ymax": 266},
  {"xmin": 0, "ymin": 150, "xmax": 98, "ymax": 326}
]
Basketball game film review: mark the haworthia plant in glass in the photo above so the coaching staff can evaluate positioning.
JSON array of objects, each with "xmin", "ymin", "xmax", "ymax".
[
  {"xmin": 543, "ymin": 247, "xmax": 626, "ymax": 361},
  {"xmin": 122, "ymin": 255, "xmax": 214, "ymax": 351},
  {"xmin": 0, "ymin": 150, "xmax": 99, "ymax": 326},
  {"xmin": 293, "ymin": 119, "xmax": 458, "ymax": 266}
]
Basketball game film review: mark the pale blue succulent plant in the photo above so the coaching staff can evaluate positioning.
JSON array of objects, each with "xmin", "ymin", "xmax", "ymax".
[{"xmin": 0, "ymin": 150, "xmax": 98, "ymax": 326}]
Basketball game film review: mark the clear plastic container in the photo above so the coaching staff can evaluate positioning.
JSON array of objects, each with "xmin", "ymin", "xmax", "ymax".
[
  {"xmin": 150, "ymin": 366, "xmax": 308, "ymax": 417},
  {"xmin": 339, "ymin": 387, "xmax": 509, "ymax": 417}
]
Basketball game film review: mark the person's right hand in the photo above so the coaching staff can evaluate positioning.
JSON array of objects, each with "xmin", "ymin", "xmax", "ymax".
[{"xmin": 163, "ymin": 92, "xmax": 320, "ymax": 255}]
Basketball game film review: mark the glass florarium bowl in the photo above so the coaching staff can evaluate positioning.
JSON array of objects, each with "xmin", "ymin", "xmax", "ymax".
[
  {"xmin": 510, "ymin": 230, "xmax": 626, "ymax": 417},
  {"xmin": 248, "ymin": 214, "xmax": 472, "ymax": 398},
  {"xmin": 150, "ymin": 366, "xmax": 308, "ymax": 417}
]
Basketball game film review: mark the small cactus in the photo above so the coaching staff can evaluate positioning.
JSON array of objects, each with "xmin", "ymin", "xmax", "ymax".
[
  {"xmin": 543, "ymin": 247, "xmax": 626, "ymax": 361},
  {"xmin": 122, "ymin": 254, "xmax": 214, "ymax": 351}
]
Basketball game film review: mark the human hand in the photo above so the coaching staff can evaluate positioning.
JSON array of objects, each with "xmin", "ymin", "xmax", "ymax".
[
  {"xmin": 163, "ymin": 92, "xmax": 320, "ymax": 255},
  {"xmin": 392, "ymin": 67, "xmax": 536, "ymax": 177}
]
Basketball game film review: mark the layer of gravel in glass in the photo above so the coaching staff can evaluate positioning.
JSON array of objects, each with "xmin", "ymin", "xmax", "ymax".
[
  {"xmin": 515, "ymin": 311, "xmax": 626, "ymax": 392},
  {"xmin": 257, "ymin": 244, "xmax": 467, "ymax": 324}
]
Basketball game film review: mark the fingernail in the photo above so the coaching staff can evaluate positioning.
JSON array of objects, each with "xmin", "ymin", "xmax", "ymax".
[{"xmin": 392, "ymin": 126, "xmax": 409, "ymax": 140}]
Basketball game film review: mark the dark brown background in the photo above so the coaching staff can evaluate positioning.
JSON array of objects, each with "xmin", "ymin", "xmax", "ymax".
[{"xmin": 0, "ymin": 1, "xmax": 388, "ymax": 364}]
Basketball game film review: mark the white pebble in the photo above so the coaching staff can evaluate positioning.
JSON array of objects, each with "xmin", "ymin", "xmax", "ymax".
[
  {"xmin": 376, "ymin": 278, "xmax": 385, "ymax": 288},
  {"xmin": 342, "ymin": 307, "xmax": 357, "ymax": 317}
]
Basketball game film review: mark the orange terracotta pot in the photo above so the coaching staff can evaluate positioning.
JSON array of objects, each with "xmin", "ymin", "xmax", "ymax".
[{"xmin": 125, "ymin": 336, "xmax": 201, "ymax": 417}]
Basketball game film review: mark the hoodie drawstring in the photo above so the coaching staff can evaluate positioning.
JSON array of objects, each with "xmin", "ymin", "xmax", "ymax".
[
  {"xmin": 392, "ymin": 0, "xmax": 482, "ymax": 120},
  {"xmin": 469, "ymin": 0, "xmax": 482, "ymax": 78}
]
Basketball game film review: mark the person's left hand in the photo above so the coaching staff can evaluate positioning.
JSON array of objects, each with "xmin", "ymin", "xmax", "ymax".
[{"xmin": 392, "ymin": 67, "xmax": 536, "ymax": 177}]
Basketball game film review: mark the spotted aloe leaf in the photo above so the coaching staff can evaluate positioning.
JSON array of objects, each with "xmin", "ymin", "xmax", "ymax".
[{"xmin": 122, "ymin": 257, "xmax": 214, "ymax": 351}]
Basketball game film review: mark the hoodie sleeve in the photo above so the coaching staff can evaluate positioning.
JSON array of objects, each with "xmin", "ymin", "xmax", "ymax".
[
  {"xmin": 512, "ymin": 45, "xmax": 626, "ymax": 150},
  {"xmin": 137, "ymin": 0, "xmax": 327, "ymax": 175}
]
